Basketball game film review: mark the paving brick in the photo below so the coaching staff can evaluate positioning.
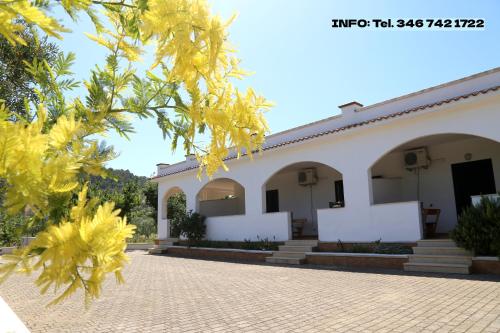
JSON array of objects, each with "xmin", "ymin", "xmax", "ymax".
[{"xmin": 1, "ymin": 251, "xmax": 499, "ymax": 332}]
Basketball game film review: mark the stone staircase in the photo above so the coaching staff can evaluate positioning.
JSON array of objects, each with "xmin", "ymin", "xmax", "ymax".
[
  {"xmin": 148, "ymin": 238, "xmax": 178, "ymax": 254},
  {"xmin": 404, "ymin": 239, "xmax": 472, "ymax": 274},
  {"xmin": 265, "ymin": 240, "xmax": 318, "ymax": 265}
]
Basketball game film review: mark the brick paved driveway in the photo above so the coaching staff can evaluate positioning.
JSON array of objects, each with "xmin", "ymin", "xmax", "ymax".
[{"xmin": 1, "ymin": 251, "xmax": 500, "ymax": 333}]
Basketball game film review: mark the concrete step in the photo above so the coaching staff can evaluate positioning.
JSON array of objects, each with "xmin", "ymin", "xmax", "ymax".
[
  {"xmin": 404, "ymin": 262, "xmax": 470, "ymax": 274},
  {"xmin": 148, "ymin": 248, "xmax": 168, "ymax": 254},
  {"xmin": 409, "ymin": 254, "xmax": 472, "ymax": 265},
  {"xmin": 417, "ymin": 239, "xmax": 456, "ymax": 248},
  {"xmin": 278, "ymin": 245, "xmax": 314, "ymax": 252},
  {"xmin": 265, "ymin": 257, "xmax": 304, "ymax": 265},
  {"xmin": 156, "ymin": 238, "xmax": 178, "ymax": 248},
  {"xmin": 271, "ymin": 251, "xmax": 306, "ymax": 259},
  {"xmin": 285, "ymin": 240, "xmax": 319, "ymax": 247},
  {"xmin": 412, "ymin": 246, "xmax": 472, "ymax": 256}
]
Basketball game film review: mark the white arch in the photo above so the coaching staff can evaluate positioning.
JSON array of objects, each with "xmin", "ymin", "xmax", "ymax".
[
  {"xmin": 161, "ymin": 186, "xmax": 185, "ymax": 220},
  {"xmin": 262, "ymin": 160, "xmax": 344, "ymax": 188},
  {"xmin": 367, "ymin": 132, "xmax": 500, "ymax": 233},
  {"xmin": 368, "ymin": 132, "xmax": 500, "ymax": 170},
  {"xmin": 196, "ymin": 178, "xmax": 246, "ymax": 217}
]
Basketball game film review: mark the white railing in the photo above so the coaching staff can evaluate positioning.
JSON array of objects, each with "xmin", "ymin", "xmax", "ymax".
[{"xmin": 471, "ymin": 193, "xmax": 500, "ymax": 206}]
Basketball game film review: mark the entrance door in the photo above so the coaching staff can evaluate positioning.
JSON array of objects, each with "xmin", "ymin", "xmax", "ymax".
[
  {"xmin": 451, "ymin": 159, "xmax": 496, "ymax": 216},
  {"xmin": 266, "ymin": 189, "xmax": 279, "ymax": 213}
]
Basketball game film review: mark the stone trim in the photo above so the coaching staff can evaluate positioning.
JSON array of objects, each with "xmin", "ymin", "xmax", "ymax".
[
  {"xmin": 472, "ymin": 256, "xmax": 500, "ymax": 261},
  {"xmin": 152, "ymin": 246, "xmax": 500, "ymax": 275},
  {"xmin": 126, "ymin": 243, "xmax": 153, "ymax": 251},
  {"xmin": 164, "ymin": 246, "xmax": 272, "ymax": 262},
  {"xmin": 305, "ymin": 252, "xmax": 409, "ymax": 259},
  {"xmin": 471, "ymin": 258, "xmax": 500, "ymax": 275}
]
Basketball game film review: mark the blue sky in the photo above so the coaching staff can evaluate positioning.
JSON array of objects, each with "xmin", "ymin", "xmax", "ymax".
[{"xmin": 55, "ymin": 0, "xmax": 500, "ymax": 176}]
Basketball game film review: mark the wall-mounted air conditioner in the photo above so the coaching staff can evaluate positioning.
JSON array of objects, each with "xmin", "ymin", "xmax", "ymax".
[
  {"xmin": 404, "ymin": 147, "xmax": 430, "ymax": 170},
  {"xmin": 298, "ymin": 168, "xmax": 318, "ymax": 186}
]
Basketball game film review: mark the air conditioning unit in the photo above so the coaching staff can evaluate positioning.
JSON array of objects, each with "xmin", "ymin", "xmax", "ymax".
[
  {"xmin": 404, "ymin": 147, "xmax": 429, "ymax": 169},
  {"xmin": 298, "ymin": 168, "xmax": 318, "ymax": 185}
]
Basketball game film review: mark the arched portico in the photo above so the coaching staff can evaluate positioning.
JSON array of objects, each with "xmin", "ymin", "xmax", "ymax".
[
  {"xmin": 161, "ymin": 187, "xmax": 185, "ymax": 219},
  {"xmin": 158, "ymin": 186, "xmax": 186, "ymax": 239},
  {"xmin": 369, "ymin": 133, "xmax": 500, "ymax": 235},
  {"xmin": 196, "ymin": 178, "xmax": 245, "ymax": 217},
  {"xmin": 263, "ymin": 161, "xmax": 344, "ymax": 238}
]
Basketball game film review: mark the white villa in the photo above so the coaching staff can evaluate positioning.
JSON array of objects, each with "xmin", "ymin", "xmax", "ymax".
[{"xmin": 152, "ymin": 68, "xmax": 500, "ymax": 245}]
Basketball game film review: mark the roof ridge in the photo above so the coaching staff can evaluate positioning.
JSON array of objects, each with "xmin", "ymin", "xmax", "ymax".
[{"xmin": 152, "ymin": 85, "xmax": 500, "ymax": 179}]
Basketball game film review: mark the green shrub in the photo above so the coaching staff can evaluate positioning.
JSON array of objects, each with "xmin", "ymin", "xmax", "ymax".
[
  {"xmin": 241, "ymin": 236, "xmax": 279, "ymax": 251},
  {"xmin": 374, "ymin": 243, "xmax": 413, "ymax": 255},
  {"xmin": 167, "ymin": 192, "xmax": 186, "ymax": 219},
  {"xmin": 177, "ymin": 239, "xmax": 282, "ymax": 251},
  {"xmin": 335, "ymin": 239, "xmax": 413, "ymax": 254},
  {"xmin": 0, "ymin": 215, "xmax": 21, "ymax": 247},
  {"xmin": 451, "ymin": 197, "xmax": 500, "ymax": 257},
  {"xmin": 350, "ymin": 244, "xmax": 372, "ymax": 253},
  {"xmin": 170, "ymin": 210, "xmax": 206, "ymax": 245}
]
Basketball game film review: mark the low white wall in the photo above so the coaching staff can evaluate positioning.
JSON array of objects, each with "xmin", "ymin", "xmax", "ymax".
[
  {"xmin": 0, "ymin": 247, "xmax": 15, "ymax": 254},
  {"xmin": 369, "ymin": 201, "xmax": 423, "ymax": 242},
  {"xmin": 317, "ymin": 201, "xmax": 422, "ymax": 242},
  {"xmin": 126, "ymin": 243, "xmax": 153, "ymax": 250},
  {"xmin": 317, "ymin": 207, "xmax": 361, "ymax": 242},
  {"xmin": 472, "ymin": 194, "xmax": 500, "ymax": 206},
  {"xmin": 205, "ymin": 212, "xmax": 291, "ymax": 241}
]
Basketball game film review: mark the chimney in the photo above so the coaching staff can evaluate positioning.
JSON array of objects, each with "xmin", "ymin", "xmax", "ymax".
[
  {"xmin": 185, "ymin": 154, "xmax": 197, "ymax": 162},
  {"xmin": 338, "ymin": 101, "xmax": 363, "ymax": 119},
  {"xmin": 156, "ymin": 163, "xmax": 170, "ymax": 175}
]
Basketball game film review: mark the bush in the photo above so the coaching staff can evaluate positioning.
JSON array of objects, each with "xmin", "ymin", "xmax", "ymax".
[
  {"xmin": 0, "ymin": 214, "xmax": 21, "ymax": 247},
  {"xmin": 0, "ymin": 213, "xmax": 32, "ymax": 247},
  {"xmin": 451, "ymin": 197, "xmax": 500, "ymax": 257},
  {"xmin": 167, "ymin": 192, "xmax": 186, "ymax": 219},
  {"xmin": 170, "ymin": 210, "xmax": 206, "ymax": 245},
  {"xmin": 169, "ymin": 209, "xmax": 182, "ymax": 238}
]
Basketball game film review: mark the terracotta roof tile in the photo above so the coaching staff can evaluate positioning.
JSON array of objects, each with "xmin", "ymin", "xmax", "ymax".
[{"xmin": 152, "ymin": 85, "xmax": 500, "ymax": 179}]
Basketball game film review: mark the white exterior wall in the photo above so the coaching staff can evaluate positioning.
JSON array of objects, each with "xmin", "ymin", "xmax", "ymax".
[{"xmin": 154, "ymin": 69, "xmax": 500, "ymax": 242}]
